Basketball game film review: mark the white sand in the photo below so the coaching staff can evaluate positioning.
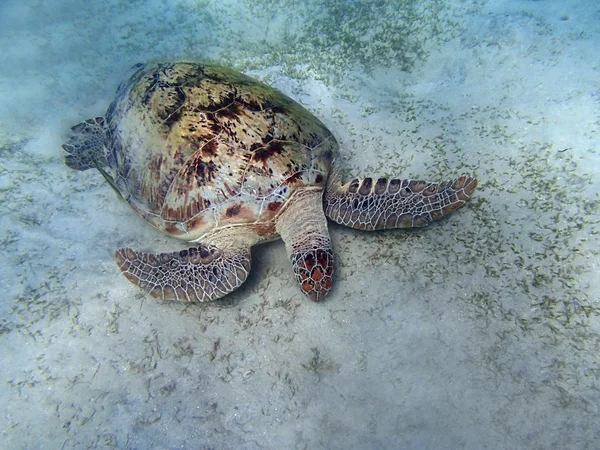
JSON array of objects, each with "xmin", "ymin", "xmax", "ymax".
[{"xmin": 1, "ymin": 0, "xmax": 599, "ymax": 448}]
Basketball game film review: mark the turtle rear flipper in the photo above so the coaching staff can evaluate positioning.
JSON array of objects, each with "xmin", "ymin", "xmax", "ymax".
[
  {"xmin": 62, "ymin": 117, "xmax": 109, "ymax": 170},
  {"xmin": 325, "ymin": 172, "xmax": 477, "ymax": 230}
]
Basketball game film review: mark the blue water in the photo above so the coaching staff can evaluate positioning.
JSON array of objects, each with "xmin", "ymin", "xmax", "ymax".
[{"xmin": 1, "ymin": 0, "xmax": 599, "ymax": 448}]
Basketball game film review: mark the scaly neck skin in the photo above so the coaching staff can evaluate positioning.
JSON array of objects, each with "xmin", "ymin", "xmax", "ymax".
[{"xmin": 275, "ymin": 187, "xmax": 334, "ymax": 302}]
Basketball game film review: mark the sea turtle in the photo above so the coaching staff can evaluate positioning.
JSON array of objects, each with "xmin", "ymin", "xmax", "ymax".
[{"xmin": 63, "ymin": 62, "xmax": 477, "ymax": 302}]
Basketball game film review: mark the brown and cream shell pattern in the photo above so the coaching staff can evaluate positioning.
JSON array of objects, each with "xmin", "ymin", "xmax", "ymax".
[{"xmin": 104, "ymin": 62, "xmax": 337, "ymax": 241}]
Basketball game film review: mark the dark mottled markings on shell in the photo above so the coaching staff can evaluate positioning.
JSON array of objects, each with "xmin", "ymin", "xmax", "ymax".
[{"xmin": 105, "ymin": 62, "xmax": 337, "ymax": 240}]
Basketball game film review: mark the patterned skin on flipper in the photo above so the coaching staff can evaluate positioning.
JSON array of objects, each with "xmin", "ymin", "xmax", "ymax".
[
  {"xmin": 324, "ymin": 174, "xmax": 477, "ymax": 230},
  {"xmin": 62, "ymin": 117, "xmax": 109, "ymax": 170},
  {"xmin": 114, "ymin": 243, "xmax": 251, "ymax": 302}
]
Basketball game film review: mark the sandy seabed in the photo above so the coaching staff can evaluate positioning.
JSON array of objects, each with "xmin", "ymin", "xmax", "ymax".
[{"xmin": 1, "ymin": 0, "xmax": 599, "ymax": 448}]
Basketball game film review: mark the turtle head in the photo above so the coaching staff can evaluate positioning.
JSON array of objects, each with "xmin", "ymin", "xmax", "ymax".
[
  {"xmin": 291, "ymin": 247, "xmax": 334, "ymax": 302},
  {"xmin": 275, "ymin": 187, "xmax": 334, "ymax": 302}
]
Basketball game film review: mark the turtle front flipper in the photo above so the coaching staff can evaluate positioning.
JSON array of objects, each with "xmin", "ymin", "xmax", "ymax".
[
  {"xmin": 324, "ymin": 171, "xmax": 477, "ymax": 230},
  {"xmin": 276, "ymin": 188, "xmax": 334, "ymax": 302},
  {"xmin": 114, "ymin": 242, "xmax": 252, "ymax": 302},
  {"xmin": 62, "ymin": 117, "xmax": 109, "ymax": 170}
]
